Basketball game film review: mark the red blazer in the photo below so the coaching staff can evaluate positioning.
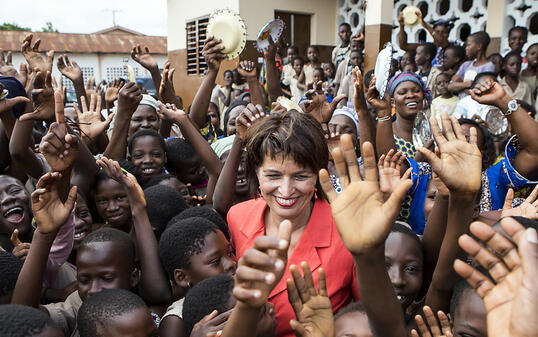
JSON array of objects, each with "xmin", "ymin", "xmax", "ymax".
[{"xmin": 227, "ymin": 198, "xmax": 360, "ymax": 337}]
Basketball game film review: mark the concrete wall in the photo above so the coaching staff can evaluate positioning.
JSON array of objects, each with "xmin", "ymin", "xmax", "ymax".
[
  {"xmin": 167, "ymin": 0, "xmax": 240, "ymax": 51},
  {"xmin": 238, "ymin": 0, "xmax": 337, "ymax": 46}
]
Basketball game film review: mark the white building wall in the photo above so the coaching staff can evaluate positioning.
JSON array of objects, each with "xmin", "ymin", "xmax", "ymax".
[{"xmin": 7, "ymin": 52, "xmax": 167, "ymax": 87}]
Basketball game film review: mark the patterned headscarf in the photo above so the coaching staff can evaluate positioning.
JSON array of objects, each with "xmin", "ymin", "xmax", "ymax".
[{"xmin": 387, "ymin": 72, "xmax": 432, "ymax": 109}]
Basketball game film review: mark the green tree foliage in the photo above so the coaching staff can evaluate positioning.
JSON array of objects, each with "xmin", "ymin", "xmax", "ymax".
[
  {"xmin": 41, "ymin": 22, "xmax": 58, "ymax": 33},
  {"xmin": 0, "ymin": 22, "xmax": 31, "ymax": 31}
]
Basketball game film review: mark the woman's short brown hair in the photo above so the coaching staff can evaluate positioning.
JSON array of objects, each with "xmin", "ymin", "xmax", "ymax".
[{"xmin": 245, "ymin": 110, "xmax": 328, "ymax": 199}]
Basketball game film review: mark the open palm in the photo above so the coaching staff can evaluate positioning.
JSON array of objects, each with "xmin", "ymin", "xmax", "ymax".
[
  {"xmin": 303, "ymin": 81, "xmax": 346, "ymax": 124},
  {"xmin": 76, "ymin": 94, "xmax": 114, "ymax": 141},
  {"xmin": 21, "ymin": 34, "xmax": 54, "ymax": 75},
  {"xmin": 454, "ymin": 218, "xmax": 538, "ymax": 337},
  {"xmin": 320, "ymin": 135, "xmax": 412, "ymax": 255},
  {"xmin": 417, "ymin": 113, "xmax": 481, "ymax": 194},
  {"xmin": 31, "ymin": 172, "xmax": 77, "ymax": 234},
  {"xmin": 288, "ymin": 264, "xmax": 334, "ymax": 337}
]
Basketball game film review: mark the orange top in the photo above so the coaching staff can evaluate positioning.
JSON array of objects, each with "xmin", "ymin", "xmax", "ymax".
[{"xmin": 227, "ymin": 198, "xmax": 360, "ymax": 337}]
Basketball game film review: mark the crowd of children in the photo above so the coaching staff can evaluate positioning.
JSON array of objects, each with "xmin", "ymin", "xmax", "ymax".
[{"xmin": 0, "ymin": 8, "xmax": 537, "ymax": 337}]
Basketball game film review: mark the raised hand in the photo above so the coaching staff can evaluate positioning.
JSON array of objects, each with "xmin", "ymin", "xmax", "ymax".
[
  {"xmin": 85, "ymin": 77, "xmax": 97, "ymax": 97},
  {"xmin": 237, "ymin": 60, "xmax": 257, "ymax": 79},
  {"xmin": 366, "ymin": 74, "xmax": 391, "ymax": 112},
  {"xmin": 11, "ymin": 229, "xmax": 31, "ymax": 261},
  {"xmin": 105, "ymin": 78, "xmax": 124, "ymax": 108},
  {"xmin": 31, "ymin": 172, "xmax": 77, "ymax": 234},
  {"xmin": 319, "ymin": 135, "xmax": 413, "ymax": 255},
  {"xmin": 96, "ymin": 156, "xmax": 146, "ymax": 207},
  {"xmin": 51, "ymin": 76, "xmax": 66, "ymax": 105},
  {"xmin": 0, "ymin": 50, "xmax": 20, "ymax": 78},
  {"xmin": 0, "ymin": 84, "xmax": 30, "ymax": 115},
  {"xmin": 502, "ymin": 185, "xmax": 538, "ymax": 220},
  {"xmin": 352, "ymin": 66, "xmax": 367, "ymax": 109},
  {"xmin": 410, "ymin": 306, "xmax": 453, "ymax": 337},
  {"xmin": 201, "ymin": 36, "xmax": 226, "ymax": 71},
  {"xmin": 19, "ymin": 71, "xmax": 55, "ymax": 122},
  {"xmin": 75, "ymin": 94, "xmax": 114, "ymax": 142},
  {"xmin": 235, "ymin": 103, "xmax": 266, "ymax": 140},
  {"xmin": 469, "ymin": 80, "xmax": 509, "ymax": 109},
  {"xmin": 233, "ymin": 219, "xmax": 292, "ymax": 308},
  {"xmin": 190, "ymin": 310, "xmax": 233, "ymax": 337},
  {"xmin": 57, "ymin": 54, "xmax": 82, "ymax": 83},
  {"xmin": 117, "ymin": 81, "xmax": 142, "ymax": 117},
  {"xmin": 302, "ymin": 81, "xmax": 346, "ymax": 124},
  {"xmin": 416, "ymin": 113, "xmax": 482, "ymax": 195},
  {"xmin": 454, "ymin": 218, "xmax": 538, "ymax": 337},
  {"xmin": 159, "ymin": 61, "xmax": 180, "ymax": 105},
  {"xmin": 39, "ymin": 91, "xmax": 79, "ymax": 172},
  {"xmin": 378, "ymin": 149, "xmax": 412, "ymax": 201},
  {"xmin": 21, "ymin": 34, "xmax": 54, "ymax": 76},
  {"xmin": 157, "ymin": 101, "xmax": 187, "ymax": 122},
  {"xmin": 131, "ymin": 45, "xmax": 159, "ymax": 72},
  {"xmin": 287, "ymin": 263, "xmax": 334, "ymax": 337}
]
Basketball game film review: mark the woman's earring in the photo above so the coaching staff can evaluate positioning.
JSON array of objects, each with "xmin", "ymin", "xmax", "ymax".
[{"xmin": 187, "ymin": 282, "xmax": 192, "ymax": 288}]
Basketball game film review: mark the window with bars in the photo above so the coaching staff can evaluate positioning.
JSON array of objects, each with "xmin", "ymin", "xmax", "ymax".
[
  {"xmin": 106, "ymin": 66, "xmax": 140, "ymax": 83},
  {"xmin": 62, "ymin": 66, "xmax": 95, "ymax": 89},
  {"xmin": 186, "ymin": 16, "xmax": 209, "ymax": 76}
]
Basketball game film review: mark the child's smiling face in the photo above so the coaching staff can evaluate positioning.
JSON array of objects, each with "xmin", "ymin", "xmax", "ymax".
[
  {"xmin": 94, "ymin": 179, "xmax": 131, "ymax": 230},
  {"xmin": 130, "ymin": 135, "xmax": 166, "ymax": 183},
  {"xmin": 0, "ymin": 175, "xmax": 32, "ymax": 239}
]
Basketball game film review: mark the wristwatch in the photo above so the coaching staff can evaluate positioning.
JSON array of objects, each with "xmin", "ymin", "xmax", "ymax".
[{"xmin": 504, "ymin": 99, "xmax": 518, "ymax": 117}]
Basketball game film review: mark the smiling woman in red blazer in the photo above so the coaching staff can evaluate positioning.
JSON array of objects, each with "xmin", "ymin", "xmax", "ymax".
[{"xmin": 227, "ymin": 109, "xmax": 360, "ymax": 337}]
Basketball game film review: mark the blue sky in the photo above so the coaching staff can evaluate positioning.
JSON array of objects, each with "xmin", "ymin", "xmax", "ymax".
[{"xmin": 1, "ymin": 0, "xmax": 167, "ymax": 36}]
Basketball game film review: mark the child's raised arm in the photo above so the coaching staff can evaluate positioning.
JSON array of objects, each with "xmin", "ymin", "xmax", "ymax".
[
  {"xmin": 237, "ymin": 60, "xmax": 265, "ymax": 107},
  {"xmin": 213, "ymin": 104, "xmax": 265, "ymax": 217},
  {"xmin": 131, "ymin": 45, "xmax": 162, "ymax": 100},
  {"xmin": 158, "ymin": 62, "xmax": 181, "ymax": 138},
  {"xmin": 57, "ymin": 54, "xmax": 87, "ymax": 109},
  {"xmin": 97, "ymin": 157, "xmax": 172, "ymax": 305},
  {"xmin": 189, "ymin": 36, "xmax": 226, "ymax": 129},
  {"xmin": 418, "ymin": 113, "xmax": 482, "ymax": 313},
  {"xmin": 263, "ymin": 36, "xmax": 283, "ymax": 103},
  {"xmin": 353, "ymin": 67, "xmax": 376, "ymax": 151},
  {"xmin": 103, "ymin": 82, "xmax": 142, "ymax": 160},
  {"xmin": 158, "ymin": 103, "xmax": 222, "ymax": 203},
  {"xmin": 319, "ymin": 135, "xmax": 412, "ymax": 337},
  {"xmin": 11, "ymin": 172, "xmax": 77, "ymax": 307}
]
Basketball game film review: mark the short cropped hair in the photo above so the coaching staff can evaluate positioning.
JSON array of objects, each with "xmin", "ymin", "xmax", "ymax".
[
  {"xmin": 170, "ymin": 205, "xmax": 229, "ymax": 240},
  {"xmin": 335, "ymin": 301, "xmax": 366, "ymax": 319},
  {"xmin": 144, "ymin": 184, "xmax": 189, "ymax": 234},
  {"xmin": 77, "ymin": 289, "xmax": 148, "ymax": 337},
  {"xmin": 127, "ymin": 129, "xmax": 166, "ymax": 156},
  {"xmin": 183, "ymin": 275, "xmax": 235, "ymax": 337},
  {"xmin": 80, "ymin": 228, "xmax": 136, "ymax": 271},
  {"xmin": 0, "ymin": 304, "xmax": 60, "ymax": 337},
  {"xmin": 165, "ymin": 137, "xmax": 196, "ymax": 173},
  {"xmin": 508, "ymin": 26, "xmax": 528, "ymax": 39},
  {"xmin": 421, "ymin": 42, "xmax": 438, "ymax": 59},
  {"xmin": 245, "ymin": 110, "xmax": 328, "ymax": 199},
  {"xmin": 503, "ymin": 51, "xmax": 522, "ymax": 65},
  {"xmin": 159, "ymin": 217, "xmax": 219, "ymax": 279}
]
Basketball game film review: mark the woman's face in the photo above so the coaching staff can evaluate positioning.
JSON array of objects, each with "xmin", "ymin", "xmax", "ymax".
[
  {"xmin": 129, "ymin": 136, "xmax": 166, "ymax": 183},
  {"xmin": 226, "ymin": 105, "xmax": 244, "ymax": 136},
  {"xmin": 433, "ymin": 25, "xmax": 449, "ymax": 45},
  {"xmin": 256, "ymin": 154, "xmax": 317, "ymax": 222},
  {"xmin": 0, "ymin": 176, "xmax": 32, "ymax": 238},
  {"xmin": 393, "ymin": 81, "xmax": 424, "ymax": 120},
  {"xmin": 94, "ymin": 179, "xmax": 131, "ymax": 230},
  {"xmin": 74, "ymin": 194, "xmax": 93, "ymax": 249},
  {"xmin": 385, "ymin": 231, "xmax": 423, "ymax": 310},
  {"xmin": 129, "ymin": 105, "xmax": 160, "ymax": 136}
]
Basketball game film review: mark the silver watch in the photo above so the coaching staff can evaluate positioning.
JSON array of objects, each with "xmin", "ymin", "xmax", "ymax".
[{"xmin": 504, "ymin": 99, "xmax": 518, "ymax": 117}]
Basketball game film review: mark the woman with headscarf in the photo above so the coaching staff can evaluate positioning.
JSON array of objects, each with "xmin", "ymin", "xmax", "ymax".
[{"xmin": 369, "ymin": 72, "xmax": 432, "ymax": 159}]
